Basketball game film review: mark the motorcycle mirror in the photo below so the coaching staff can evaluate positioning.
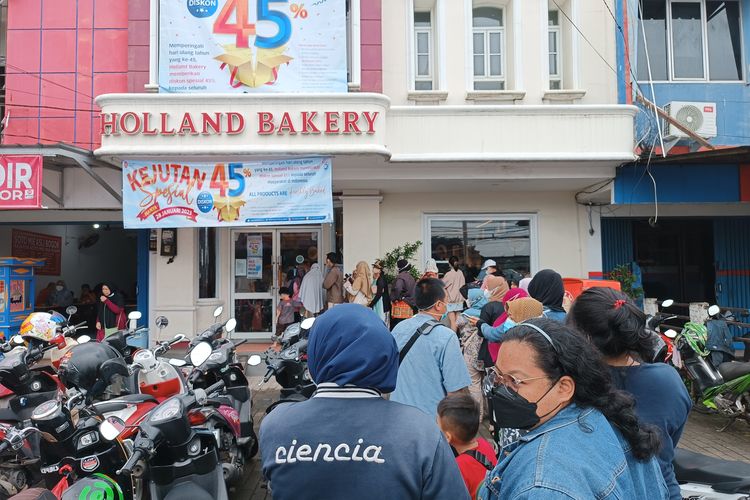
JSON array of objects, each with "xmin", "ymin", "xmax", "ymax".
[
  {"xmin": 99, "ymin": 416, "xmax": 126, "ymax": 441},
  {"xmin": 190, "ymin": 342, "xmax": 213, "ymax": 367},
  {"xmin": 65, "ymin": 305, "xmax": 78, "ymax": 316},
  {"xmin": 664, "ymin": 329, "xmax": 678, "ymax": 339},
  {"xmin": 300, "ymin": 318, "xmax": 316, "ymax": 330},
  {"xmin": 225, "ymin": 318, "xmax": 237, "ymax": 333},
  {"xmin": 168, "ymin": 358, "xmax": 187, "ymax": 367},
  {"xmin": 248, "ymin": 355, "xmax": 262, "ymax": 366},
  {"xmin": 213, "ymin": 306, "xmax": 223, "ymax": 318},
  {"xmin": 77, "ymin": 335, "xmax": 91, "ymax": 344},
  {"xmin": 155, "ymin": 316, "xmax": 169, "ymax": 329},
  {"xmin": 128, "ymin": 311, "xmax": 142, "ymax": 321},
  {"xmin": 708, "ymin": 305, "xmax": 721, "ymax": 317},
  {"xmin": 10, "ymin": 335, "xmax": 24, "ymax": 346},
  {"xmin": 661, "ymin": 299, "xmax": 674, "ymax": 308}
]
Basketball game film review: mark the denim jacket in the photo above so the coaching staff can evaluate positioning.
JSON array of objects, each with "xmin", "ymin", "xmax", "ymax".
[{"xmin": 478, "ymin": 405, "xmax": 668, "ymax": 500}]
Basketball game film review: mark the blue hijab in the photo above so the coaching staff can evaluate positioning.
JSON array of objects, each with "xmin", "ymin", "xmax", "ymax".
[
  {"xmin": 308, "ymin": 304, "xmax": 398, "ymax": 393},
  {"xmin": 463, "ymin": 288, "xmax": 488, "ymax": 318}
]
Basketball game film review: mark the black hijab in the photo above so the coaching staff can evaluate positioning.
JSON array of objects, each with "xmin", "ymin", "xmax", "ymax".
[
  {"xmin": 480, "ymin": 302, "xmax": 506, "ymax": 325},
  {"xmin": 528, "ymin": 269, "xmax": 565, "ymax": 312}
]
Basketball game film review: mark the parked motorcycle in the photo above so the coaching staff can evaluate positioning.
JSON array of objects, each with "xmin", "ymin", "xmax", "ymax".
[
  {"xmin": 186, "ymin": 317, "xmax": 257, "ymax": 483},
  {"xmin": 113, "ymin": 380, "xmax": 229, "ymax": 500},
  {"xmin": 645, "ymin": 299, "xmax": 680, "ymax": 363},
  {"xmin": 675, "ymin": 447, "xmax": 750, "ymax": 499},
  {"xmin": 251, "ymin": 318, "xmax": 316, "ymax": 413}
]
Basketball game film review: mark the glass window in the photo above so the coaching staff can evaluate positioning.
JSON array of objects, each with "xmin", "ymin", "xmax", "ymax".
[
  {"xmin": 472, "ymin": 7, "xmax": 504, "ymax": 91},
  {"xmin": 548, "ymin": 10, "xmax": 561, "ymax": 89},
  {"xmin": 414, "ymin": 11, "xmax": 434, "ymax": 90},
  {"xmin": 638, "ymin": 0, "xmax": 742, "ymax": 82},
  {"xmin": 706, "ymin": 0, "xmax": 742, "ymax": 80},
  {"xmin": 428, "ymin": 216, "xmax": 532, "ymax": 280},
  {"xmin": 671, "ymin": 2, "xmax": 705, "ymax": 79},
  {"xmin": 198, "ymin": 227, "xmax": 217, "ymax": 299}
]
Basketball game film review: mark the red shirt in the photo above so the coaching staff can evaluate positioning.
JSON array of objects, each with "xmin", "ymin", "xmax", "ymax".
[{"xmin": 455, "ymin": 438, "xmax": 498, "ymax": 498}]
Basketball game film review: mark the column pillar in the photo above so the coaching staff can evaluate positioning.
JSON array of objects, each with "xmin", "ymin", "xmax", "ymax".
[{"xmin": 340, "ymin": 192, "xmax": 382, "ymax": 274}]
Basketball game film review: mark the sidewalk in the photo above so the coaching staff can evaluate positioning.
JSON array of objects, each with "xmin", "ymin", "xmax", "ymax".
[{"xmin": 232, "ymin": 383, "xmax": 750, "ymax": 500}]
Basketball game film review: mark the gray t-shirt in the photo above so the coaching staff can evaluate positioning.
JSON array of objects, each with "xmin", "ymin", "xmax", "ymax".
[{"xmin": 278, "ymin": 300, "xmax": 296, "ymax": 324}]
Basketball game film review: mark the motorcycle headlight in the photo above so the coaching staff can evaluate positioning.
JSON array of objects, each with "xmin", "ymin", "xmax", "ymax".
[
  {"xmin": 150, "ymin": 397, "xmax": 181, "ymax": 423},
  {"xmin": 76, "ymin": 431, "xmax": 99, "ymax": 450}
]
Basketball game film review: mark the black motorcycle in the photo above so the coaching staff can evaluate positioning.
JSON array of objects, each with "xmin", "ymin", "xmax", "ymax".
[{"xmin": 113, "ymin": 381, "xmax": 229, "ymax": 500}]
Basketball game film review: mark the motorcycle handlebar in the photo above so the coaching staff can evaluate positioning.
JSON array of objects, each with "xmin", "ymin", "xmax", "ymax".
[
  {"xmin": 117, "ymin": 448, "xmax": 145, "ymax": 476},
  {"xmin": 0, "ymin": 441, "xmax": 9, "ymax": 454},
  {"xmin": 206, "ymin": 380, "xmax": 225, "ymax": 396}
]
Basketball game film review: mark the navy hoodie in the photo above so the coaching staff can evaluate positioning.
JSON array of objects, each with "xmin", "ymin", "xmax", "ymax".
[{"xmin": 260, "ymin": 305, "xmax": 468, "ymax": 500}]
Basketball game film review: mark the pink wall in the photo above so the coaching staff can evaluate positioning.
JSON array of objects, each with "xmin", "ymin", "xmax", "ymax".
[
  {"xmin": 2, "ymin": 0, "xmax": 149, "ymax": 149},
  {"xmin": 360, "ymin": 0, "xmax": 382, "ymax": 93}
]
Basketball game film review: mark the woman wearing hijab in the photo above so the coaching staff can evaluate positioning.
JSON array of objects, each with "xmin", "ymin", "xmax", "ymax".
[
  {"xmin": 518, "ymin": 277, "xmax": 532, "ymax": 292},
  {"xmin": 299, "ymin": 263, "xmax": 326, "ymax": 317},
  {"xmin": 420, "ymin": 258, "xmax": 439, "ymax": 280},
  {"xmin": 482, "ymin": 274, "xmax": 509, "ymax": 303},
  {"xmin": 260, "ymin": 305, "xmax": 469, "ymax": 499},
  {"xmin": 96, "ymin": 283, "xmax": 126, "ymax": 341},
  {"xmin": 344, "ymin": 261, "xmax": 373, "ymax": 306},
  {"xmin": 485, "ymin": 288, "xmax": 529, "ymax": 363},
  {"xmin": 369, "ymin": 260, "xmax": 391, "ymax": 324},
  {"xmin": 527, "ymin": 269, "xmax": 567, "ymax": 322}
]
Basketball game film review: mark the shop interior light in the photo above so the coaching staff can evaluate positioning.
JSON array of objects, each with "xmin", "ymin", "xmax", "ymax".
[{"xmin": 93, "ymin": 224, "xmax": 100, "ymax": 229}]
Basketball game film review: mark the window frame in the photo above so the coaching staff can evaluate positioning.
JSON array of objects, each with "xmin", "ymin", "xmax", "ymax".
[
  {"xmin": 197, "ymin": 227, "xmax": 220, "ymax": 301},
  {"xmin": 471, "ymin": 7, "xmax": 506, "ymax": 90},
  {"xmin": 548, "ymin": 9, "xmax": 562, "ymax": 89},
  {"xmin": 414, "ymin": 11, "xmax": 435, "ymax": 90},
  {"xmin": 637, "ymin": 0, "xmax": 744, "ymax": 83},
  {"xmin": 422, "ymin": 213, "xmax": 539, "ymax": 275}
]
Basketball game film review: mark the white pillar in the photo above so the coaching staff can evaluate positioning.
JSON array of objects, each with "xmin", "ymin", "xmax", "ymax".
[
  {"xmin": 579, "ymin": 204, "xmax": 603, "ymax": 279},
  {"xmin": 340, "ymin": 193, "xmax": 382, "ymax": 274}
]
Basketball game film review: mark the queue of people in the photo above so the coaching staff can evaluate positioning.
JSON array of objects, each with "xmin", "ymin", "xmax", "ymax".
[{"xmin": 261, "ymin": 256, "xmax": 680, "ymax": 499}]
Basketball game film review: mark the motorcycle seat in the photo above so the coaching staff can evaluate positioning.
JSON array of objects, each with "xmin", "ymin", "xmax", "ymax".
[
  {"xmin": 93, "ymin": 393, "xmax": 157, "ymax": 413},
  {"xmin": 674, "ymin": 448, "xmax": 750, "ymax": 493},
  {"xmin": 9, "ymin": 488, "xmax": 57, "ymax": 500},
  {"xmin": 718, "ymin": 361, "xmax": 750, "ymax": 381}
]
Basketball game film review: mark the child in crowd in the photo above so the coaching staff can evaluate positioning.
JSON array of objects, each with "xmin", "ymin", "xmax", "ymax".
[
  {"xmin": 437, "ymin": 394, "xmax": 498, "ymax": 498},
  {"xmin": 276, "ymin": 287, "xmax": 295, "ymax": 338}
]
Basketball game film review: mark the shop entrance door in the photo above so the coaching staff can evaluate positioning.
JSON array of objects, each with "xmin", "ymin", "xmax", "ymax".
[{"xmin": 231, "ymin": 228, "xmax": 321, "ymax": 339}]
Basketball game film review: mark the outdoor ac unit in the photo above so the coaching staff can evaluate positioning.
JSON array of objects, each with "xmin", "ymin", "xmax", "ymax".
[{"xmin": 663, "ymin": 101, "xmax": 717, "ymax": 139}]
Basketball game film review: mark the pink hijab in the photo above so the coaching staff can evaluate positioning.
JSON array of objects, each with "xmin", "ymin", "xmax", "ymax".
[{"xmin": 488, "ymin": 288, "xmax": 530, "ymax": 362}]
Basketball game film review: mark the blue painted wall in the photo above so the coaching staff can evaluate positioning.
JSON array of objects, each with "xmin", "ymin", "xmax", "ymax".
[
  {"xmin": 614, "ymin": 164, "xmax": 741, "ymax": 203},
  {"xmin": 620, "ymin": 0, "xmax": 750, "ymax": 146}
]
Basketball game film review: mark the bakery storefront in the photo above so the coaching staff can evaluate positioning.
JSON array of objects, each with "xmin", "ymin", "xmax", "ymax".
[{"xmin": 96, "ymin": 93, "xmax": 637, "ymax": 342}]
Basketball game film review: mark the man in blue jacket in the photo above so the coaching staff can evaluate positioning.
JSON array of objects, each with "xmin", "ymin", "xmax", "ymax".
[{"xmin": 260, "ymin": 304, "xmax": 469, "ymax": 500}]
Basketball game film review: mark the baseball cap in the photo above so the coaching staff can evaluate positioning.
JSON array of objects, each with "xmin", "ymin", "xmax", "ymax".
[{"xmin": 481, "ymin": 259, "xmax": 497, "ymax": 270}]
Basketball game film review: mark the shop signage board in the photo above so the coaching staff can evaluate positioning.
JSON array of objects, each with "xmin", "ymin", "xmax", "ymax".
[
  {"xmin": 11, "ymin": 229, "xmax": 61, "ymax": 275},
  {"xmin": 159, "ymin": 0, "xmax": 347, "ymax": 93},
  {"xmin": 0, "ymin": 155, "xmax": 42, "ymax": 209},
  {"xmin": 122, "ymin": 157, "xmax": 333, "ymax": 228}
]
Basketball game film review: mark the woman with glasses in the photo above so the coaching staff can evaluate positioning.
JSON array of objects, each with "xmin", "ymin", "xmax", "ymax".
[{"xmin": 478, "ymin": 319, "xmax": 668, "ymax": 499}]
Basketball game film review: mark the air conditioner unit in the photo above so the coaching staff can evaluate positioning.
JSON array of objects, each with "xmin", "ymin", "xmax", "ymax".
[{"xmin": 662, "ymin": 101, "xmax": 717, "ymax": 139}]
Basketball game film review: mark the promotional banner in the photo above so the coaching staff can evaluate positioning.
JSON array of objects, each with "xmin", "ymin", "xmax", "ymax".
[
  {"xmin": 123, "ymin": 157, "xmax": 333, "ymax": 228},
  {"xmin": 11, "ymin": 229, "xmax": 61, "ymax": 275},
  {"xmin": 159, "ymin": 0, "xmax": 347, "ymax": 93},
  {"xmin": 0, "ymin": 156, "xmax": 42, "ymax": 209}
]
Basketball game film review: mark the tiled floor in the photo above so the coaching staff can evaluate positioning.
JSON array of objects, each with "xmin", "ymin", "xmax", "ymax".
[{"xmin": 232, "ymin": 380, "xmax": 750, "ymax": 500}]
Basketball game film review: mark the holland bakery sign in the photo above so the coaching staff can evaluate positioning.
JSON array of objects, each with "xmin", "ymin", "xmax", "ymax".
[{"xmin": 100, "ymin": 110, "xmax": 380, "ymax": 137}]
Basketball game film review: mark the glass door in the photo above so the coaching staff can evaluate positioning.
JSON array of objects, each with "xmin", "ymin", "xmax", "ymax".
[
  {"xmin": 232, "ymin": 231, "xmax": 275, "ymax": 339},
  {"xmin": 231, "ymin": 228, "xmax": 321, "ymax": 339}
]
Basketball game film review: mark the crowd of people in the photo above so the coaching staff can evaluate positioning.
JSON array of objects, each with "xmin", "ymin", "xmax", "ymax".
[{"xmin": 261, "ymin": 256, "xmax": 689, "ymax": 499}]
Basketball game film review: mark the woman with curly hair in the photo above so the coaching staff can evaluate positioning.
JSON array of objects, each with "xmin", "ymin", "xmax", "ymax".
[
  {"xmin": 478, "ymin": 319, "xmax": 667, "ymax": 499},
  {"xmin": 568, "ymin": 288, "xmax": 691, "ymax": 500}
]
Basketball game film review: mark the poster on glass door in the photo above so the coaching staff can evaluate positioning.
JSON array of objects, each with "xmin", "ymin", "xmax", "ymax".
[
  {"xmin": 158, "ymin": 0, "xmax": 347, "ymax": 93},
  {"xmin": 122, "ymin": 157, "xmax": 333, "ymax": 228}
]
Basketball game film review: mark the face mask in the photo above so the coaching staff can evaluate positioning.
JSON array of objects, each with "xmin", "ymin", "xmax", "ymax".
[
  {"xmin": 490, "ymin": 379, "xmax": 559, "ymax": 430},
  {"xmin": 56, "ymin": 286, "xmax": 63, "ymax": 291}
]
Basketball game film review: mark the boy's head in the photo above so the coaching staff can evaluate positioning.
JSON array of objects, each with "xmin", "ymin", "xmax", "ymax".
[
  {"xmin": 437, "ymin": 394, "xmax": 480, "ymax": 446},
  {"xmin": 279, "ymin": 287, "xmax": 291, "ymax": 299}
]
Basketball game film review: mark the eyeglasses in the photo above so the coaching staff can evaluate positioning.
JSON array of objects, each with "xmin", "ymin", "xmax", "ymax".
[{"xmin": 492, "ymin": 367, "xmax": 548, "ymax": 389}]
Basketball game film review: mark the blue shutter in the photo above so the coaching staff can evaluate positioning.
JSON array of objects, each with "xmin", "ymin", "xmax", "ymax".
[
  {"xmin": 601, "ymin": 218, "xmax": 634, "ymax": 273},
  {"xmin": 714, "ymin": 218, "xmax": 750, "ymax": 310}
]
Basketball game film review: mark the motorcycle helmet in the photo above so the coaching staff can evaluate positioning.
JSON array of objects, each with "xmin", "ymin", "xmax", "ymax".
[
  {"xmin": 19, "ymin": 312, "xmax": 63, "ymax": 342},
  {"xmin": 57, "ymin": 342, "xmax": 129, "ymax": 399},
  {"xmin": 682, "ymin": 322, "xmax": 710, "ymax": 357}
]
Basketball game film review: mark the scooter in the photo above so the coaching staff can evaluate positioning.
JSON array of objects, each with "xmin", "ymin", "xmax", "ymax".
[
  {"xmin": 113, "ymin": 380, "xmax": 229, "ymax": 500},
  {"xmin": 675, "ymin": 447, "xmax": 750, "ymax": 499},
  {"xmin": 186, "ymin": 318, "xmax": 257, "ymax": 484},
  {"xmin": 131, "ymin": 316, "xmax": 189, "ymax": 401},
  {"xmin": 645, "ymin": 299, "xmax": 681, "ymax": 363},
  {"xmin": 251, "ymin": 318, "xmax": 316, "ymax": 413}
]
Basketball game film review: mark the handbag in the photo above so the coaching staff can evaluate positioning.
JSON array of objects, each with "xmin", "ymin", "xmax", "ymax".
[{"xmin": 391, "ymin": 300, "xmax": 414, "ymax": 320}]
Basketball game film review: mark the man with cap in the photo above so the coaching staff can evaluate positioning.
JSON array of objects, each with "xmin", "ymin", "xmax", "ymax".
[
  {"xmin": 389, "ymin": 258, "xmax": 417, "ymax": 330},
  {"xmin": 477, "ymin": 259, "xmax": 497, "ymax": 282},
  {"xmin": 259, "ymin": 304, "xmax": 468, "ymax": 500}
]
